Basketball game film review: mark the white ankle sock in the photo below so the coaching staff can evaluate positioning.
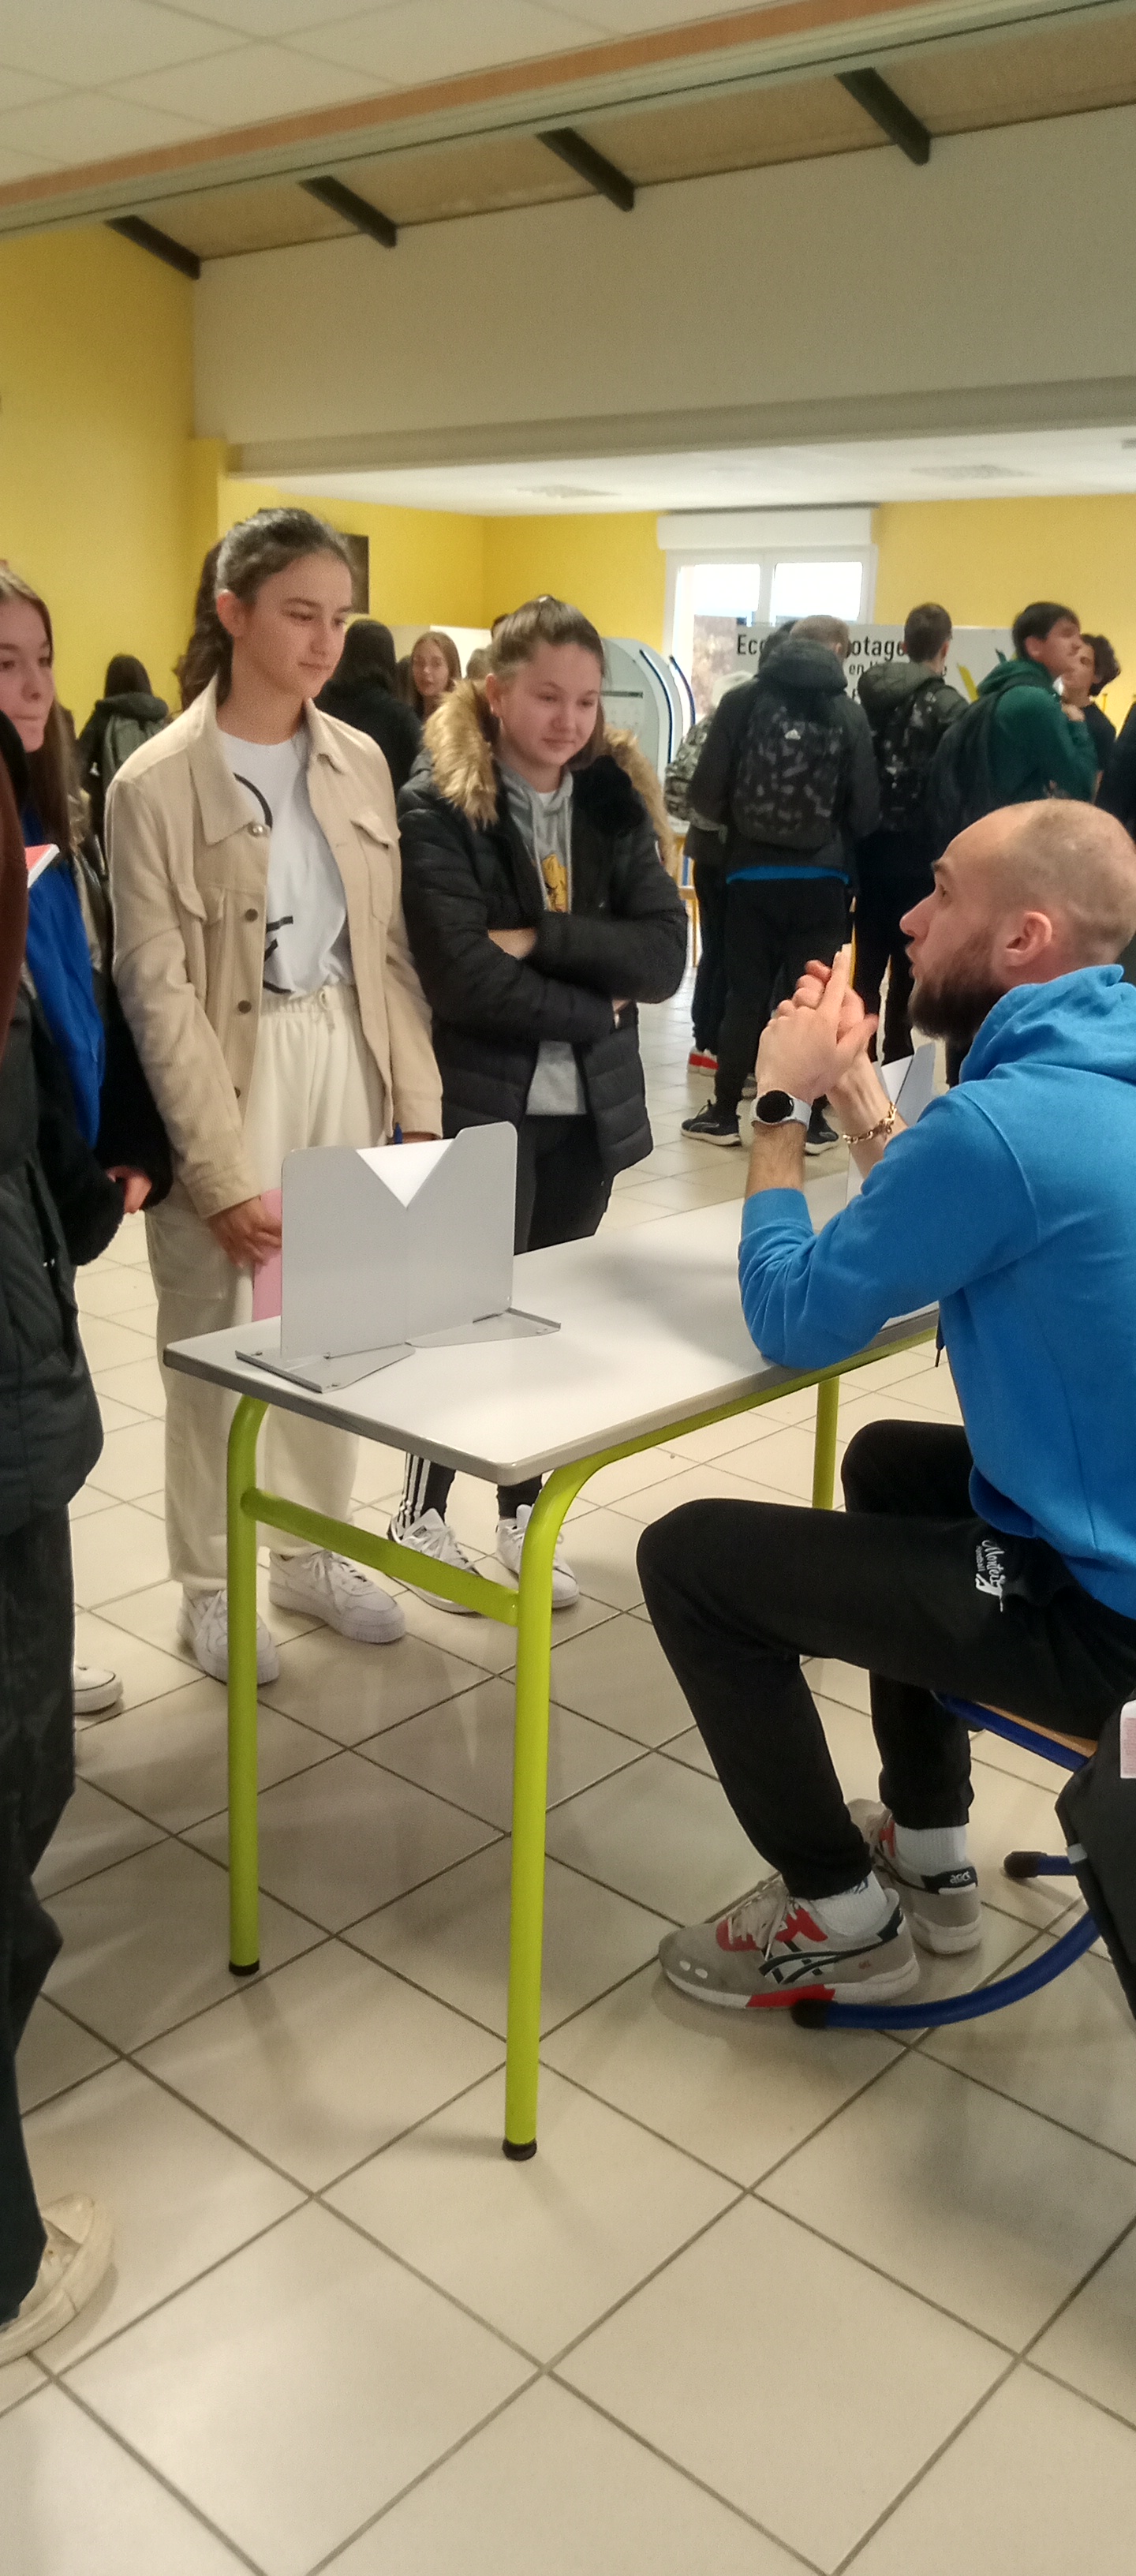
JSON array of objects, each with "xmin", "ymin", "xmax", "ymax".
[
  {"xmin": 809, "ymin": 1875, "xmax": 893, "ymax": 1941},
  {"xmin": 894, "ymin": 1822, "xmax": 970, "ymax": 1878}
]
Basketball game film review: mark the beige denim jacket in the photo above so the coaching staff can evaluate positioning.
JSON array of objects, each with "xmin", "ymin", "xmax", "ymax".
[{"xmin": 106, "ymin": 679, "xmax": 441, "ymax": 1219}]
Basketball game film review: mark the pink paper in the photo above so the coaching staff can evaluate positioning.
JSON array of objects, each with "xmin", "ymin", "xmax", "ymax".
[{"xmin": 252, "ymin": 1187, "xmax": 283, "ymax": 1320}]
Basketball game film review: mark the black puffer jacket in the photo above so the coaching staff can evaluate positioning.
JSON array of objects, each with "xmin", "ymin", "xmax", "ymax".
[
  {"xmin": 0, "ymin": 991, "xmax": 103, "ymax": 1537},
  {"xmin": 397, "ymin": 683, "xmax": 687, "ymax": 1175}
]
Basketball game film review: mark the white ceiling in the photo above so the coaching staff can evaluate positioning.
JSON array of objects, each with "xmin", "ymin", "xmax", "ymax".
[
  {"xmin": 0, "ymin": 0, "xmax": 783, "ymax": 179},
  {"xmin": 270, "ymin": 422, "xmax": 1136, "ymax": 518}
]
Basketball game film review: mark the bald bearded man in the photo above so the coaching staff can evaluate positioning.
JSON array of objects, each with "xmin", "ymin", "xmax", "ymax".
[{"xmin": 639, "ymin": 801, "xmax": 1136, "ymax": 2009}]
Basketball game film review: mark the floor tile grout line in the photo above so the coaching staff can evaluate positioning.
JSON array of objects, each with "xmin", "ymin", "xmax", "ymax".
[
  {"xmin": 38, "ymin": 2375, "xmax": 273, "ymax": 2576},
  {"xmin": 45, "ymin": 2205, "xmax": 311, "ymax": 2383},
  {"xmin": 1024, "ymin": 2348, "xmax": 1136, "ymax": 2441},
  {"xmin": 746, "ymin": 2181, "xmax": 1059, "ymax": 2361},
  {"xmin": 540, "ymin": 2188, "xmax": 751, "ymax": 2379},
  {"xmin": 301, "ymin": 2370, "xmax": 546, "ymax": 2576},
  {"xmin": 320, "ymin": 2193, "xmax": 554, "ymax": 2372},
  {"xmin": 543, "ymin": 2372, "xmax": 829, "ymax": 2576},
  {"xmin": 831, "ymin": 2351, "xmax": 1022, "ymax": 2574}
]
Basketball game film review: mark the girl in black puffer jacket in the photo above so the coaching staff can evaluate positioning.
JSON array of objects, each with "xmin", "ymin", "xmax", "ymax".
[{"xmin": 392, "ymin": 593, "xmax": 687, "ymax": 1604}]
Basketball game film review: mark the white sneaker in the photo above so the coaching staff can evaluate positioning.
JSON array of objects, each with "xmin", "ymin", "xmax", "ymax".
[
  {"xmin": 73, "ymin": 1661, "xmax": 123, "ymax": 1718},
  {"xmin": 268, "ymin": 1548, "xmax": 405, "ymax": 1644},
  {"xmin": 387, "ymin": 1509, "xmax": 477, "ymax": 1614},
  {"xmin": 496, "ymin": 1504, "xmax": 580, "ymax": 1609},
  {"xmin": 177, "ymin": 1589, "xmax": 281, "ymax": 1685},
  {"xmin": 0, "ymin": 2197, "xmax": 114, "ymax": 2361}
]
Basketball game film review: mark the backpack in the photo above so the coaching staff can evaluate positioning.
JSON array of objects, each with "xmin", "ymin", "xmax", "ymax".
[
  {"xmin": 731, "ymin": 687, "xmax": 848, "ymax": 851},
  {"xmin": 925, "ymin": 693, "xmax": 999, "ymax": 853},
  {"xmin": 664, "ymin": 713, "xmax": 712, "ymax": 822},
  {"xmin": 873, "ymin": 681, "xmax": 958, "ymax": 831},
  {"xmin": 99, "ymin": 705, "xmax": 166, "ymax": 792}
]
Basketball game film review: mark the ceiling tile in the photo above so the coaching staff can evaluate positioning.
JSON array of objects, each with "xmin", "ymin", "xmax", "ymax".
[
  {"xmin": 162, "ymin": 0, "xmax": 378, "ymax": 28},
  {"xmin": 0, "ymin": 90, "xmax": 209, "ymax": 167},
  {"xmin": 109, "ymin": 40, "xmax": 391, "ymax": 124},
  {"xmin": 0, "ymin": 140, "xmax": 55, "ymax": 180},
  {"xmin": 545, "ymin": 0, "xmax": 768, "ymax": 26},
  {"xmin": 0, "ymin": 0, "xmax": 246, "ymax": 86},
  {"xmin": 0, "ymin": 65, "xmax": 70, "ymax": 114},
  {"xmin": 285, "ymin": 0, "xmax": 604, "ymax": 85}
]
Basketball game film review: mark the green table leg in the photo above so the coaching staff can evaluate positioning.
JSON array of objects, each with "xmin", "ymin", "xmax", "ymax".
[
  {"xmin": 503, "ymin": 1462, "xmax": 585, "ymax": 2159},
  {"xmin": 227, "ymin": 1395, "xmax": 266, "ymax": 1976},
  {"xmin": 812, "ymin": 1375, "xmax": 841, "ymax": 1510}
]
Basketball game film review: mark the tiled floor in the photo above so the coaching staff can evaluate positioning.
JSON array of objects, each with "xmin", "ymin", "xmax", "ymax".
[{"xmin": 6, "ymin": 982, "xmax": 1136, "ymax": 2574}]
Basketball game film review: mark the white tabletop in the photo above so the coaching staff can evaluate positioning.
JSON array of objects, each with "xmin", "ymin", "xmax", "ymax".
[{"xmin": 164, "ymin": 1178, "xmax": 934, "ymax": 1486}]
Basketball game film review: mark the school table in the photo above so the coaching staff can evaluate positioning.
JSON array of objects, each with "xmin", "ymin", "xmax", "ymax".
[{"xmin": 165, "ymin": 1177, "xmax": 934, "ymax": 2157}]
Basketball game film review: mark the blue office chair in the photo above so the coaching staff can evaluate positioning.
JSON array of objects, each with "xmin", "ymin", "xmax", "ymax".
[{"xmin": 794, "ymin": 1698, "xmax": 1099, "ymax": 2032}]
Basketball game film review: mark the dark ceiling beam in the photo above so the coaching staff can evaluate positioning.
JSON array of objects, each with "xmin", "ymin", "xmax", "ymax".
[
  {"xmin": 537, "ymin": 127, "xmax": 634, "ymax": 212},
  {"xmin": 837, "ymin": 68, "xmax": 931, "ymax": 166},
  {"xmin": 107, "ymin": 214, "xmax": 200, "ymax": 279},
  {"xmin": 300, "ymin": 174, "xmax": 397, "ymax": 247}
]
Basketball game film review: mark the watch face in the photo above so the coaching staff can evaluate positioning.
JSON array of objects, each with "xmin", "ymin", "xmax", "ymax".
[{"xmin": 755, "ymin": 1090, "xmax": 794, "ymax": 1125}]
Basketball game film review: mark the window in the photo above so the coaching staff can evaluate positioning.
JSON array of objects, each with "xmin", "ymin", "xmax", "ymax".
[
  {"xmin": 662, "ymin": 525, "xmax": 875, "ymax": 715},
  {"xmin": 768, "ymin": 557, "xmax": 864, "ymax": 624}
]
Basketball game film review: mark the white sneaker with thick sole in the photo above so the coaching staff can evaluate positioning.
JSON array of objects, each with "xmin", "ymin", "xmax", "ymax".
[
  {"xmin": 178, "ymin": 1589, "xmax": 280, "ymax": 1685},
  {"xmin": 0, "ymin": 2197, "xmax": 114, "ymax": 2361},
  {"xmin": 73, "ymin": 1661, "xmax": 123, "ymax": 1717},
  {"xmin": 387, "ymin": 1508, "xmax": 478, "ymax": 1613},
  {"xmin": 495, "ymin": 1504, "xmax": 580, "ymax": 1609},
  {"xmin": 268, "ymin": 1548, "xmax": 405, "ymax": 1644}
]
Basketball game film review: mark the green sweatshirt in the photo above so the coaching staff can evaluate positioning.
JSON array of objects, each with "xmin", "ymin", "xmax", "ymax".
[{"xmin": 977, "ymin": 658, "xmax": 1098, "ymax": 806}]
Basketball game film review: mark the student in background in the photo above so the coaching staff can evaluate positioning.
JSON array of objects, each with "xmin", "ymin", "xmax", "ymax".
[
  {"xmin": 393, "ymin": 595, "xmax": 686, "ymax": 1607},
  {"xmin": 108, "ymin": 509, "xmax": 442, "ymax": 1685},
  {"xmin": 1066, "ymin": 634, "xmax": 1120, "ymax": 779},
  {"xmin": 855, "ymin": 603, "xmax": 966, "ymax": 1060},
  {"xmin": 408, "ymin": 631, "xmax": 461, "ymax": 721},
  {"xmin": 316, "ymin": 617, "xmax": 422, "ymax": 796},
  {"xmin": 664, "ymin": 695, "xmax": 729, "ymax": 1073},
  {"xmin": 682, "ymin": 616, "xmax": 878, "ymax": 1149},
  {"xmin": 1100, "ymin": 697, "xmax": 1136, "ymax": 836},
  {"xmin": 77, "ymin": 655, "xmax": 169, "ymax": 844},
  {"xmin": 0, "ymin": 575, "xmax": 170, "ymax": 1720},
  {"xmin": 0, "ymin": 753, "xmax": 114, "ymax": 2364}
]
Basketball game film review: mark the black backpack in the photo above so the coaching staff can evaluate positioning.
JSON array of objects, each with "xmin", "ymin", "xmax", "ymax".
[
  {"xmin": 874, "ymin": 682, "xmax": 957, "ymax": 831},
  {"xmin": 925, "ymin": 693, "xmax": 998, "ymax": 854},
  {"xmin": 731, "ymin": 686, "xmax": 848, "ymax": 851}
]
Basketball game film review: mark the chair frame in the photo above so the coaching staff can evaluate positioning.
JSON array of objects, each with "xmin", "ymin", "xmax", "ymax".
[{"xmin": 793, "ymin": 1698, "xmax": 1098, "ymax": 2032}]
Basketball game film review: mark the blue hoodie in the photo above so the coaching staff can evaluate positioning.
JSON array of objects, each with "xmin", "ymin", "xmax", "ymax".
[{"xmin": 738, "ymin": 967, "xmax": 1136, "ymax": 1619}]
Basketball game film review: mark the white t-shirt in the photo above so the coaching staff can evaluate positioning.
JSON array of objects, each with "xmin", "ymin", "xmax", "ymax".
[{"xmin": 220, "ymin": 728, "xmax": 353, "ymax": 996}]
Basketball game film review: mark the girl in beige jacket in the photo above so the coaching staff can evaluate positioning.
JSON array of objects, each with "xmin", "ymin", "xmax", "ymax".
[{"xmin": 108, "ymin": 508, "xmax": 442, "ymax": 1683}]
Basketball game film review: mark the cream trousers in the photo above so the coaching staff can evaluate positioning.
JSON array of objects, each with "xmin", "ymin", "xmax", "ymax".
[{"xmin": 148, "ymin": 986, "xmax": 385, "ymax": 1595}]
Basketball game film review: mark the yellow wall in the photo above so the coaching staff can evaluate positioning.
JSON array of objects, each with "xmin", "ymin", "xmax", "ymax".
[
  {"xmin": 483, "ymin": 513, "xmax": 666, "ymax": 648},
  {"xmin": 874, "ymin": 496, "xmax": 1136, "ymax": 719},
  {"xmin": 215, "ymin": 477, "xmax": 487, "ymax": 631},
  {"xmin": 0, "ymin": 227, "xmax": 194, "ymax": 721}
]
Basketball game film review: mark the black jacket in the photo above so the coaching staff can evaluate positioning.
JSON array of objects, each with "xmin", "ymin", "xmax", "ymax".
[
  {"xmin": 0, "ymin": 991, "xmax": 103, "ymax": 1537},
  {"xmin": 317, "ymin": 677, "xmax": 423, "ymax": 798},
  {"xmin": 690, "ymin": 638, "xmax": 880, "ymax": 881},
  {"xmin": 397, "ymin": 683, "xmax": 687, "ymax": 1176},
  {"xmin": 77, "ymin": 690, "xmax": 169, "ymax": 842},
  {"xmin": 1100, "ymin": 702, "xmax": 1136, "ymax": 833}
]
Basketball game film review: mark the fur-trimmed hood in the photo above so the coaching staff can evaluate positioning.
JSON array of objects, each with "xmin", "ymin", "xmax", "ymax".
[{"xmin": 421, "ymin": 680, "xmax": 679, "ymax": 877}]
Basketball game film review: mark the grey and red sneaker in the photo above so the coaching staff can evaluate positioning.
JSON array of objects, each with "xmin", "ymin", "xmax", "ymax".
[
  {"xmin": 658, "ymin": 1876, "xmax": 918, "ymax": 2010},
  {"xmin": 849, "ymin": 1802, "xmax": 982, "ymax": 1956}
]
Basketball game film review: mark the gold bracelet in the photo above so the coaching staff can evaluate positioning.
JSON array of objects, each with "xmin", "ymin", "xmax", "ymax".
[{"xmin": 846, "ymin": 1100, "xmax": 899, "ymax": 1148}]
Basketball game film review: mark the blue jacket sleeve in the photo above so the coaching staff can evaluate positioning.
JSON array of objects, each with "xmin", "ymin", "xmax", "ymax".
[{"xmin": 738, "ymin": 1092, "xmax": 1039, "ymax": 1368}]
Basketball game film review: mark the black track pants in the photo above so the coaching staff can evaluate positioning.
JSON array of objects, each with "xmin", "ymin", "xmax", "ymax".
[{"xmin": 637, "ymin": 1420, "xmax": 1136, "ymax": 1898}]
